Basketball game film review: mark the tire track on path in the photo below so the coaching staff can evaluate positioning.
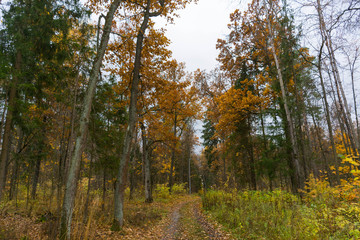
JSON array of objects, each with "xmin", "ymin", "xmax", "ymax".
[
  {"xmin": 161, "ymin": 201, "xmax": 186, "ymax": 240},
  {"xmin": 161, "ymin": 197, "xmax": 232, "ymax": 240}
]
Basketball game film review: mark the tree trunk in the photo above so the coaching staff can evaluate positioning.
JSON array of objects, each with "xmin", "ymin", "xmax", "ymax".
[
  {"xmin": 113, "ymin": 0, "xmax": 157, "ymax": 230},
  {"xmin": 31, "ymin": 153, "xmax": 42, "ymax": 200},
  {"xmin": 310, "ymin": 110, "xmax": 333, "ymax": 185},
  {"xmin": 0, "ymin": 51, "xmax": 21, "ymax": 200},
  {"xmin": 316, "ymin": 0, "xmax": 358, "ymax": 155},
  {"xmin": 349, "ymin": 49, "xmax": 360, "ymax": 152},
  {"xmin": 9, "ymin": 128, "xmax": 23, "ymax": 200},
  {"xmin": 222, "ymin": 145, "xmax": 226, "ymax": 184},
  {"xmin": 265, "ymin": 2, "xmax": 303, "ymax": 191},
  {"xmin": 129, "ymin": 130, "xmax": 138, "ymax": 201},
  {"xmin": 141, "ymin": 124, "xmax": 152, "ymax": 203},
  {"xmin": 169, "ymin": 111, "xmax": 177, "ymax": 193},
  {"xmin": 0, "ymin": 98, "xmax": 7, "ymax": 147},
  {"xmin": 83, "ymin": 160, "xmax": 92, "ymax": 223},
  {"xmin": 247, "ymin": 121, "xmax": 257, "ymax": 191},
  {"xmin": 317, "ymin": 48, "xmax": 341, "ymax": 184},
  {"xmin": 303, "ymin": 109, "xmax": 317, "ymax": 177},
  {"xmin": 59, "ymin": 1, "xmax": 122, "ymax": 238},
  {"xmin": 188, "ymin": 151, "xmax": 191, "ymax": 195}
]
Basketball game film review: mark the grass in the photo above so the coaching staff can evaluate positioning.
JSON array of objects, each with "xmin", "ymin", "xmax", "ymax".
[
  {"xmin": 202, "ymin": 189, "xmax": 360, "ymax": 239},
  {"xmin": 177, "ymin": 201, "xmax": 208, "ymax": 239}
]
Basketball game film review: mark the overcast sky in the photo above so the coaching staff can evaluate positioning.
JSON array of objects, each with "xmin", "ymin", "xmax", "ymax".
[
  {"xmin": 155, "ymin": 0, "xmax": 251, "ymax": 153},
  {"xmin": 157, "ymin": 0, "xmax": 249, "ymax": 72}
]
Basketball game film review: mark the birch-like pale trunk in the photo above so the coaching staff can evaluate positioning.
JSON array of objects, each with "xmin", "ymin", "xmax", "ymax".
[
  {"xmin": 346, "ymin": 48, "xmax": 360, "ymax": 153},
  {"xmin": 316, "ymin": 0, "xmax": 359, "ymax": 156},
  {"xmin": 0, "ymin": 98, "xmax": 7, "ymax": 148},
  {"xmin": 59, "ymin": 1, "xmax": 122, "ymax": 239},
  {"xmin": 317, "ymin": 41, "xmax": 340, "ymax": 184},
  {"xmin": 264, "ymin": 0, "xmax": 303, "ymax": 191}
]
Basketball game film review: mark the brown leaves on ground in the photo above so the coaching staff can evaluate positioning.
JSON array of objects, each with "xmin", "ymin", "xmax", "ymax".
[
  {"xmin": 0, "ymin": 212, "xmax": 46, "ymax": 239},
  {"xmin": 0, "ymin": 195, "xmax": 233, "ymax": 239},
  {"xmin": 161, "ymin": 196, "xmax": 234, "ymax": 240}
]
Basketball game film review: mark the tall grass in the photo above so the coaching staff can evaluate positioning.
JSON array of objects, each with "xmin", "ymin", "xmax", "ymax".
[{"xmin": 202, "ymin": 189, "xmax": 360, "ymax": 239}]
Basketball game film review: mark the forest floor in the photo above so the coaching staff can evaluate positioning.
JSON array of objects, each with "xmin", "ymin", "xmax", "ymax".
[
  {"xmin": 0, "ymin": 195, "xmax": 233, "ymax": 239},
  {"xmin": 160, "ymin": 196, "xmax": 231, "ymax": 240}
]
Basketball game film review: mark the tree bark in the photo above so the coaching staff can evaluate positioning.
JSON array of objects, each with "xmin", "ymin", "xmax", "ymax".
[
  {"xmin": 31, "ymin": 152, "xmax": 42, "ymax": 200},
  {"xmin": 0, "ymin": 51, "xmax": 21, "ymax": 200},
  {"xmin": 303, "ymin": 110, "xmax": 317, "ymax": 177},
  {"xmin": 113, "ymin": 0, "xmax": 159, "ymax": 230},
  {"xmin": 310, "ymin": 110, "xmax": 333, "ymax": 184},
  {"xmin": 318, "ymin": 45, "xmax": 342, "ymax": 183},
  {"xmin": 348, "ymin": 49, "xmax": 360, "ymax": 152},
  {"xmin": 0, "ymin": 98, "xmax": 7, "ymax": 147},
  {"xmin": 188, "ymin": 152, "xmax": 191, "ymax": 195},
  {"xmin": 169, "ymin": 111, "xmax": 177, "ymax": 193},
  {"xmin": 265, "ymin": 2, "xmax": 303, "ymax": 191},
  {"xmin": 247, "ymin": 120, "xmax": 257, "ymax": 190},
  {"xmin": 9, "ymin": 128, "xmax": 23, "ymax": 200},
  {"xmin": 83, "ymin": 158, "xmax": 92, "ymax": 223},
  {"xmin": 141, "ymin": 124, "xmax": 152, "ymax": 203},
  {"xmin": 59, "ymin": 1, "xmax": 122, "ymax": 238},
  {"xmin": 316, "ymin": 0, "xmax": 359, "ymax": 155}
]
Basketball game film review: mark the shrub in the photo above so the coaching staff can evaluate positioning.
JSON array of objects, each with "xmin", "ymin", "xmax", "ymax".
[
  {"xmin": 153, "ymin": 184, "xmax": 170, "ymax": 199},
  {"xmin": 202, "ymin": 189, "xmax": 320, "ymax": 239},
  {"xmin": 202, "ymin": 156, "xmax": 360, "ymax": 239},
  {"xmin": 172, "ymin": 183, "xmax": 187, "ymax": 195}
]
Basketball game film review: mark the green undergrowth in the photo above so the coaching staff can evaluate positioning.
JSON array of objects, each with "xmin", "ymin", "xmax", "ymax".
[
  {"xmin": 202, "ymin": 189, "xmax": 360, "ymax": 239},
  {"xmin": 153, "ymin": 183, "xmax": 187, "ymax": 202}
]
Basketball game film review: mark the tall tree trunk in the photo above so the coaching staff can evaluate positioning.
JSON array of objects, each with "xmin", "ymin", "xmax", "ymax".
[
  {"xmin": 141, "ymin": 124, "xmax": 152, "ymax": 203},
  {"xmin": 129, "ymin": 155, "xmax": 135, "ymax": 200},
  {"xmin": 303, "ymin": 109, "xmax": 317, "ymax": 177},
  {"xmin": 59, "ymin": 1, "xmax": 122, "ymax": 238},
  {"xmin": 128, "ymin": 128, "xmax": 138, "ymax": 201},
  {"xmin": 57, "ymin": 113, "xmax": 68, "ymax": 215},
  {"xmin": 265, "ymin": 2, "xmax": 303, "ymax": 192},
  {"xmin": 311, "ymin": 110, "xmax": 333, "ymax": 185},
  {"xmin": 169, "ymin": 111, "xmax": 177, "ymax": 193},
  {"xmin": 57, "ymin": 77, "xmax": 80, "ymax": 215},
  {"xmin": 222, "ymin": 143, "xmax": 226, "ymax": 184},
  {"xmin": 326, "ymin": 62, "xmax": 352, "ymax": 155},
  {"xmin": 31, "ymin": 152, "xmax": 42, "ymax": 200},
  {"xmin": 188, "ymin": 152, "xmax": 191, "ymax": 195},
  {"xmin": 348, "ymin": 49, "xmax": 360, "ymax": 152},
  {"xmin": 9, "ymin": 128, "xmax": 23, "ymax": 200},
  {"xmin": 0, "ymin": 51, "xmax": 21, "ymax": 200},
  {"xmin": 247, "ymin": 119, "xmax": 256, "ymax": 190},
  {"xmin": 0, "ymin": 98, "xmax": 7, "ymax": 146},
  {"xmin": 83, "ymin": 158, "xmax": 92, "ymax": 223},
  {"xmin": 113, "ymin": 0, "xmax": 161, "ymax": 229},
  {"xmin": 317, "ymin": 43, "xmax": 340, "ymax": 183},
  {"xmin": 31, "ymin": 117, "xmax": 45, "ymax": 200},
  {"xmin": 316, "ymin": 0, "xmax": 359, "ymax": 155}
]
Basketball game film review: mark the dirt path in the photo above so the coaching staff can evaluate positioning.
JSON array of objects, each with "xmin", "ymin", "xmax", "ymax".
[
  {"xmin": 161, "ymin": 197, "xmax": 232, "ymax": 240},
  {"xmin": 161, "ymin": 201, "xmax": 186, "ymax": 239}
]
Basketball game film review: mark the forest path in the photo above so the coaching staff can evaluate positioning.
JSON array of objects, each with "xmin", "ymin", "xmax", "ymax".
[{"xmin": 161, "ymin": 196, "xmax": 230, "ymax": 240}]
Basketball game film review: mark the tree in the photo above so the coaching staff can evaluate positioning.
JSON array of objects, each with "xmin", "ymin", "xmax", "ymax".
[
  {"xmin": 0, "ymin": 0, "xmax": 86, "ymax": 201},
  {"xmin": 59, "ymin": 0, "xmax": 123, "ymax": 238},
  {"xmin": 209, "ymin": 0, "xmax": 319, "ymax": 192}
]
